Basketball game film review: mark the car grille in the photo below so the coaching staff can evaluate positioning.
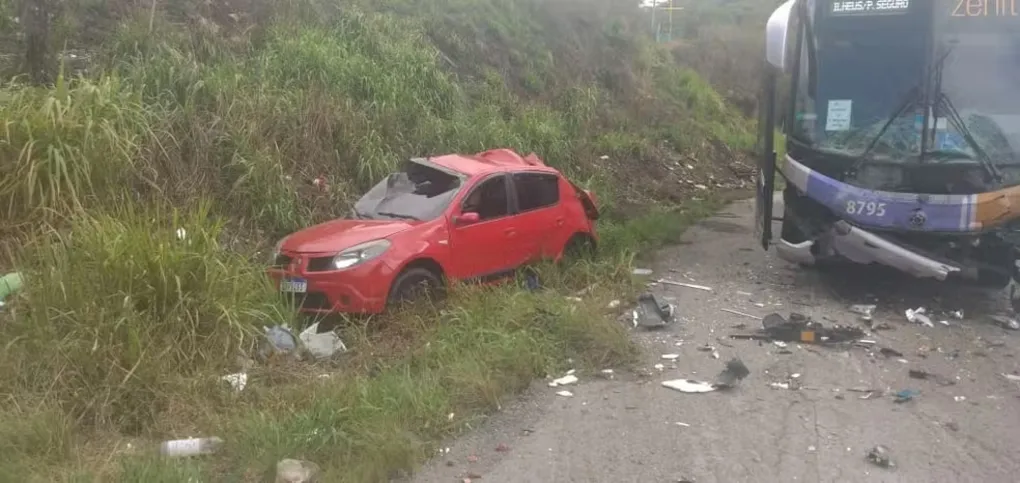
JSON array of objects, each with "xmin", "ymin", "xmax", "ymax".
[
  {"xmin": 282, "ymin": 291, "xmax": 332, "ymax": 311},
  {"xmin": 306, "ymin": 257, "xmax": 335, "ymax": 272}
]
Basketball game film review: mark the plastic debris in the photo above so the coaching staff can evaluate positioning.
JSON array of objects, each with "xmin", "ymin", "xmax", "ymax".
[
  {"xmin": 950, "ymin": 310, "xmax": 964, "ymax": 320},
  {"xmin": 850, "ymin": 304, "xmax": 876, "ymax": 321},
  {"xmin": 721, "ymin": 308, "xmax": 761, "ymax": 320},
  {"xmin": 866, "ymin": 445, "xmax": 894, "ymax": 468},
  {"xmin": 662, "ymin": 379, "xmax": 716, "ymax": 393},
  {"xmin": 260, "ymin": 325, "xmax": 299, "ymax": 359},
  {"xmin": 908, "ymin": 369, "xmax": 956, "ymax": 386},
  {"xmin": 657, "ymin": 279, "xmax": 713, "ymax": 291},
  {"xmin": 607, "ymin": 299, "xmax": 621, "ymax": 309},
  {"xmin": 905, "ymin": 307, "xmax": 934, "ymax": 327},
  {"xmin": 555, "ymin": 390, "xmax": 574, "ymax": 397},
  {"xmin": 549, "ymin": 374, "xmax": 578, "ymax": 387},
  {"xmin": 735, "ymin": 312, "xmax": 865, "ymax": 344},
  {"xmin": 275, "ymin": 458, "xmax": 321, "ymax": 483},
  {"xmin": 661, "ymin": 353, "xmax": 680, "ymax": 360},
  {"xmin": 0, "ymin": 272, "xmax": 23, "ymax": 305},
  {"xmin": 299, "ymin": 322, "xmax": 347, "ymax": 360},
  {"xmin": 989, "ymin": 314, "xmax": 1020, "ymax": 330},
  {"xmin": 160, "ymin": 437, "xmax": 224, "ymax": 458},
  {"xmin": 633, "ymin": 293, "xmax": 676, "ymax": 329},
  {"xmin": 1003, "ymin": 373, "xmax": 1020, "ymax": 382},
  {"xmin": 894, "ymin": 389, "xmax": 919, "ymax": 403},
  {"xmin": 662, "ymin": 358, "xmax": 750, "ymax": 393},
  {"xmin": 220, "ymin": 372, "xmax": 248, "ymax": 392},
  {"xmin": 632, "ymin": 268, "xmax": 654, "ymax": 276}
]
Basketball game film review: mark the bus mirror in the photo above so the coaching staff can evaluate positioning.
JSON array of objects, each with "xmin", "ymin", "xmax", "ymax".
[{"xmin": 766, "ymin": 0, "xmax": 795, "ymax": 70}]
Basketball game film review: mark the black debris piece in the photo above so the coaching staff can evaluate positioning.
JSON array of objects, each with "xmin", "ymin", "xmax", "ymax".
[
  {"xmin": 732, "ymin": 312, "xmax": 865, "ymax": 344},
  {"xmin": 713, "ymin": 358, "xmax": 751, "ymax": 389},
  {"xmin": 908, "ymin": 369, "xmax": 956, "ymax": 386},
  {"xmin": 866, "ymin": 445, "xmax": 894, "ymax": 468},
  {"xmin": 634, "ymin": 293, "xmax": 675, "ymax": 329}
]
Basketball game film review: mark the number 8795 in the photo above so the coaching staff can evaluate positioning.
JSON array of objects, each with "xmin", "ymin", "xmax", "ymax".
[{"xmin": 845, "ymin": 200, "xmax": 887, "ymax": 217}]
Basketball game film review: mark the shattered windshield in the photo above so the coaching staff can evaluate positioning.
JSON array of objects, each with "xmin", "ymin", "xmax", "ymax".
[
  {"xmin": 352, "ymin": 160, "xmax": 463, "ymax": 221},
  {"xmin": 793, "ymin": 0, "xmax": 1020, "ymax": 177}
]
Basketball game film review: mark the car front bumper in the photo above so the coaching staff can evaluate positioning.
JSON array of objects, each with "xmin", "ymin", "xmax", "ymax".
[{"xmin": 266, "ymin": 254, "xmax": 393, "ymax": 314}]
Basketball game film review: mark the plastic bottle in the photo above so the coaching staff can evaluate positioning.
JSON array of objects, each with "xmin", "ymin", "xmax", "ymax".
[{"xmin": 159, "ymin": 437, "xmax": 224, "ymax": 457}]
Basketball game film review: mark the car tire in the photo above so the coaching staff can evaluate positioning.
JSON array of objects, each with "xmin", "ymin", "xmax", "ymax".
[
  {"xmin": 562, "ymin": 233, "xmax": 596, "ymax": 262},
  {"xmin": 387, "ymin": 267, "xmax": 444, "ymax": 308}
]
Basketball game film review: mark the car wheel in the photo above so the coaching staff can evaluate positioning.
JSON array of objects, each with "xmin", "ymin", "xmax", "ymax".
[
  {"xmin": 562, "ymin": 233, "xmax": 596, "ymax": 262},
  {"xmin": 387, "ymin": 267, "xmax": 444, "ymax": 308}
]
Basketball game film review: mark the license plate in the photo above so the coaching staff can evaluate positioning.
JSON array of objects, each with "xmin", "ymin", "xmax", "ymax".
[{"xmin": 280, "ymin": 278, "xmax": 307, "ymax": 293}]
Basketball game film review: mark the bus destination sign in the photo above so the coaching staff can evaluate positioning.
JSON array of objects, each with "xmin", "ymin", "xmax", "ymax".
[{"xmin": 831, "ymin": 0, "xmax": 911, "ymax": 16}]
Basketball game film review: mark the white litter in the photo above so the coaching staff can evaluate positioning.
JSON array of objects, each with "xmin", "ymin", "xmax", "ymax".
[
  {"xmin": 632, "ymin": 268, "xmax": 654, "ymax": 276},
  {"xmin": 556, "ymin": 390, "xmax": 574, "ymax": 397},
  {"xmin": 773, "ymin": 340, "xmax": 788, "ymax": 348},
  {"xmin": 661, "ymin": 353, "xmax": 680, "ymax": 360},
  {"xmin": 1003, "ymin": 373, "xmax": 1020, "ymax": 382},
  {"xmin": 769, "ymin": 382, "xmax": 790, "ymax": 390},
  {"xmin": 662, "ymin": 379, "xmax": 717, "ymax": 393},
  {"xmin": 220, "ymin": 372, "xmax": 247, "ymax": 392},
  {"xmin": 654, "ymin": 363, "xmax": 665, "ymax": 371},
  {"xmin": 905, "ymin": 307, "xmax": 934, "ymax": 328},
  {"xmin": 549, "ymin": 375, "xmax": 579, "ymax": 387},
  {"xmin": 656, "ymin": 279, "xmax": 713, "ymax": 291},
  {"xmin": 299, "ymin": 322, "xmax": 347, "ymax": 359},
  {"xmin": 607, "ymin": 299, "xmax": 621, "ymax": 309},
  {"xmin": 721, "ymin": 308, "xmax": 761, "ymax": 320},
  {"xmin": 675, "ymin": 422, "xmax": 691, "ymax": 427}
]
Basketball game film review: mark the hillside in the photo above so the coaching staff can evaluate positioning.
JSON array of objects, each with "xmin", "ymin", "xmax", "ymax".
[{"xmin": 0, "ymin": 0, "xmax": 761, "ymax": 480}]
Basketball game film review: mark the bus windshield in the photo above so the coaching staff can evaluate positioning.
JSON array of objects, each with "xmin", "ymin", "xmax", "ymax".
[{"xmin": 790, "ymin": 0, "xmax": 1020, "ymax": 171}]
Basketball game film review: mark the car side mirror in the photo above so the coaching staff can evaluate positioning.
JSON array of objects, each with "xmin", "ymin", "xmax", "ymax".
[{"xmin": 455, "ymin": 212, "xmax": 480, "ymax": 226}]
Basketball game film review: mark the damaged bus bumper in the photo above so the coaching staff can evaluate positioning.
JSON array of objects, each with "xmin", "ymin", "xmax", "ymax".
[{"xmin": 775, "ymin": 221, "xmax": 962, "ymax": 280}]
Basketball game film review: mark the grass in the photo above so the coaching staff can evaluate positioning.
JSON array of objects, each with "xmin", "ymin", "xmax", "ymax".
[{"xmin": 0, "ymin": 0, "xmax": 759, "ymax": 480}]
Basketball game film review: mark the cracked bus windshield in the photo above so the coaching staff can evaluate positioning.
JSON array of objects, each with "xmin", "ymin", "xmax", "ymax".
[{"xmin": 791, "ymin": 0, "xmax": 1020, "ymax": 185}]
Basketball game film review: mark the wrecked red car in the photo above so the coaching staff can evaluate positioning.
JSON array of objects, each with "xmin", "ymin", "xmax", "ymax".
[{"xmin": 267, "ymin": 148, "xmax": 600, "ymax": 314}]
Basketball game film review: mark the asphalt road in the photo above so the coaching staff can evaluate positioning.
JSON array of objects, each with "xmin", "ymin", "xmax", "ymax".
[{"xmin": 410, "ymin": 197, "xmax": 1020, "ymax": 483}]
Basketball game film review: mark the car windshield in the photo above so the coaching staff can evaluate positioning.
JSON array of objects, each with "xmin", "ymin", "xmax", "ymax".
[
  {"xmin": 792, "ymin": 1, "xmax": 1020, "ymax": 174},
  {"xmin": 352, "ymin": 160, "xmax": 463, "ymax": 221}
]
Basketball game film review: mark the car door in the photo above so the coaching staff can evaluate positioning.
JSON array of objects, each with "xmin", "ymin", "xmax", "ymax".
[
  {"xmin": 509, "ymin": 171, "xmax": 563, "ymax": 261},
  {"xmin": 447, "ymin": 173, "xmax": 521, "ymax": 281}
]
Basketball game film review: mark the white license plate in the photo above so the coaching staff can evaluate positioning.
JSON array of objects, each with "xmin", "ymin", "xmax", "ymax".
[{"xmin": 280, "ymin": 278, "xmax": 307, "ymax": 293}]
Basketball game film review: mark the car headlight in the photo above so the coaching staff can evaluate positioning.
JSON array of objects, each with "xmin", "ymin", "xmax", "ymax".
[{"xmin": 332, "ymin": 239, "xmax": 391, "ymax": 270}]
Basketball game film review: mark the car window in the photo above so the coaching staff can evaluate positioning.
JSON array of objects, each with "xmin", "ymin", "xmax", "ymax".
[
  {"xmin": 353, "ymin": 160, "xmax": 463, "ymax": 221},
  {"xmin": 512, "ymin": 172, "xmax": 560, "ymax": 212},
  {"xmin": 462, "ymin": 175, "xmax": 510, "ymax": 221}
]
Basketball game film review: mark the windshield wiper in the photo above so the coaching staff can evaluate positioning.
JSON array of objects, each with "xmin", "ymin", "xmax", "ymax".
[
  {"xmin": 843, "ymin": 48, "xmax": 957, "ymax": 180},
  {"xmin": 928, "ymin": 92, "xmax": 1002, "ymax": 182},
  {"xmin": 376, "ymin": 212, "xmax": 421, "ymax": 221}
]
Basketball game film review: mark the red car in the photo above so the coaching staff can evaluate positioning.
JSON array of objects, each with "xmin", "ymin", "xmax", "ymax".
[{"xmin": 267, "ymin": 148, "xmax": 600, "ymax": 314}]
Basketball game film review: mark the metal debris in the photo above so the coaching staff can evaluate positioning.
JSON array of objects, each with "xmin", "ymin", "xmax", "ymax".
[
  {"xmin": 633, "ymin": 293, "xmax": 676, "ymax": 329},
  {"xmin": 850, "ymin": 304, "xmax": 876, "ymax": 321},
  {"xmin": 866, "ymin": 445, "xmax": 894, "ymax": 468},
  {"xmin": 657, "ymin": 279, "xmax": 713, "ymax": 291},
  {"xmin": 905, "ymin": 307, "xmax": 935, "ymax": 327}
]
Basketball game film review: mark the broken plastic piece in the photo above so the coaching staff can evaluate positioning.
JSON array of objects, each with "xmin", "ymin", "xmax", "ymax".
[
  {"xmin": 160, "ymin": 437, "xmax": 224, "ymax": 457},
  {"xmin": 0, "ymin": 272, "xmax": 23, "ymax": 303},
  {"xmin": 220, "ymin": 373, "xmax": 247, "ymax": 392},
  {"xmin": 299, "ymin": 322, "xmax": 347, "ymax": 359},
  {"xmin": 894, "ymin": 389, "xmax": 919, "ymax": 403},
  {"xmin": 713, "ymin": 358, "xmax": 750, "ymax": 388},
  {"xmin": 260, "ymin": 325, "xmax": 298, "ymax": 360},
  {"xmin": 662, "ymin": 379, "xmax": 717, "ymax": 393},
  {"xmin": 555, "ymin": 390, "xmax": 573, "ymax": 397},
  {"xmin": 656, "ymin": 279, "xmax": 712, "ymax": 291},
  {"xmin": 549, "ymin": 374, "xmax": 578, "ymax": 387},
  {"xmin": 632, "ymin": 268, "xmax": 653, "ymax": 276},
  {"xmin": 634, "ymin": 293, "xmax": 675, "ymax": 329},
  {"xmin": 850, "ymin": 304, "xmax": 876, "ymax": 319},
  {"xmin": 866, "ymin": 445, "xmax": 894, "ymax": 468},
  {"xmin": 905, "ymin": 307, "xmax": 934, "ymax": 327}
]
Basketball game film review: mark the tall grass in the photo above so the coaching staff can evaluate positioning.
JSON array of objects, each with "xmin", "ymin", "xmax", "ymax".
[{"xmin": 0, "ymin": 0, "xmax": 757, "ymax": 480}]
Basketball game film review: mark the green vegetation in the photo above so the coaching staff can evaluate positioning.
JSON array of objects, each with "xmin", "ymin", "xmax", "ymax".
[{"xmin": 0, "ymin": 0, "xmax": 759, "ymax": 480}]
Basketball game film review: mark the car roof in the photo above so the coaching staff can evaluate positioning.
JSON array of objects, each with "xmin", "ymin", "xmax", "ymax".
[{"xmin": 425, "ymin": 148, "xmax": 560, "ymax": 177}]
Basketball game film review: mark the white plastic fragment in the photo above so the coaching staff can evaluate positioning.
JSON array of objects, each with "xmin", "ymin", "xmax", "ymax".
[
  {"xmin": 661, "ymin": 353, "xmax": 680, "ymax": 360},
  {"xmin": 555, "ymin": 390, "xmax": 574, "ymax": 397},
  {"xmin": 905, "ymin": 307, "xmax": 934, "ymax": 327},
  {"xmin": 632, "ymin": 268, "xmax": 654, "ymax": 276},
  {"xmin": 549, "ymin": 375, "xmax": 578, "ymax": 387},
  {"xmin": 654, "ymin": 363, "xmax": 665, "ymax": 371},
  {"xmin": 299, "ymin": 322, "xmax": 347, "ymax": 359},
  {"xmin": 159, "ymin": 437, "xmax": 224, "ymax": 457},
  {"xmin": 608, "ymin": 299, "xmax": 621, "ymax": 309},
  {"xmin": 656, "ymin": 279, "xmax": 713, "ymax": 291},
  {"xmin": 662, "ymin": 379, "xmax": 717, "ymax": 393},
  {"xmin": 1003, "ymin": 373, "xmax": 1020, "ymax": 382},
  {"xmin": 220, "ymin": 372, "xmax": 247, "ymax": 392}
]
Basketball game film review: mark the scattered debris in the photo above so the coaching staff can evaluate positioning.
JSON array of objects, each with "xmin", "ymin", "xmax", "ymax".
[
  {"xmin": 733, "ymin": 312, "xmax": 865, "ymax": 345},
  {"xmin": 0, "ymin": 272, "xmax": 23, "ymax": 306},
  {"xmin": 675, "ymin": 422, "xmax": 691, "ymax": 427},
  {"xmin": 654, "ymin": 363, "xmax": 665, "ymax": 371},
  {"xmin": 894, "ymin": 389, "xmax": 919, "ymax": 403},
  {"xmin": 905, "ymin": 307, "xmax": 935, "ymax": 327},
  {"xmin": 495, "ymin": 443, "xmax": 511, "ymax": 452},
  {"xmin": 549, "ymin": 374, "xmax": 578, "ymax": 387},
  {"xmin": 661, "ymin": 353, "xmax": 680, "ymax": 360},
  {"xmin": 275, "ymin": 458, "xmax": 322, "ymax": 483},
  {"xmin": 989, "ymin": 314, "xmax": 1020, "ymax": 330},
  {"xmin": 260, "ymin": 325, "xmax": 299, "ymax": 360},
  {"xmin": 850, "ymin": 304, "xmax": 876, "ymax": 321},
  {"xmin": 632, "ymin": 268, "xmax": 654, "ymax": 276},
  {"xmin": 954, "ymin": 395, "xmax": 966, "ymax": 402},
  {"xmin": 866, "ymin": 445, "xmax": 894, "ymax": 468},
  {"xmin": 721, "ymin": 308, "xmax": 761, "ymax": 320},
  {"xmin": 607, "ymin": 299, "xmax": 621, "ymax": 309},
  {"xmin": 220, "ymin": 372, "xmax": 248, "ymax": 392},
  {"xmin": 159, "ymin": 437, "xmax": 224, "ymax": 457},
  {"xmin": 879, "ymin": 347, "xmax": 904, "ymax": 358},
  {"xmin": 633, "ymin": 293, "xmax": 676, "ymax": 329},
  {"xmin": 950, "ymin": 310, "xmax": 964, "ymax": 320},
  {"xmin": 1003, "ymin": 373, "xmax": 1020, "ymax": 382},
  {"xmin": 657, "ymin": 279, "xmax": 713, "ymax": 291},
  {"xmin": 769, "ymin": 382, "xmax": 791, "ymax": 390},
  {"xmin": 908, "ymin": 369, "xmax": 956, "ymax": 386},
  {"xmin": 299, "ymin": 322, "xmax": 347, "ymax": 360},
  {"xmin": 555, "ymin": 390, "xmax": 574, "ymax": 397},
  {"xmin": 662, "ymin": 358, "xmax": 750, "ymax": 393}
]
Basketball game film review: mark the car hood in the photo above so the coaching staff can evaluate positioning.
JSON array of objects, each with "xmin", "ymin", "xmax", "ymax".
[{"xmin": 282, "ymin": 219, "xmax": 415, "ymax": 253}]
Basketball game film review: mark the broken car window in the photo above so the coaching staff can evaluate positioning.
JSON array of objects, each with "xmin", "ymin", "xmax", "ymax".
[
  {"xmin": 513, "ymin": 172, "xmax": 560, "ymax": 212},
  {"xmin": 462, "ymin": 175, "xmax": 510, "ymax": 221},
  {"xmin": 353, "ymin": 160, "xmax": 462, "ymax": 221}
]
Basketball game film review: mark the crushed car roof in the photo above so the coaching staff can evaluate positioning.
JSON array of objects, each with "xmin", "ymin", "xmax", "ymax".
[{"xmin": 426, "ymin": 148, "xmax": 557, "ymax": 176}]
